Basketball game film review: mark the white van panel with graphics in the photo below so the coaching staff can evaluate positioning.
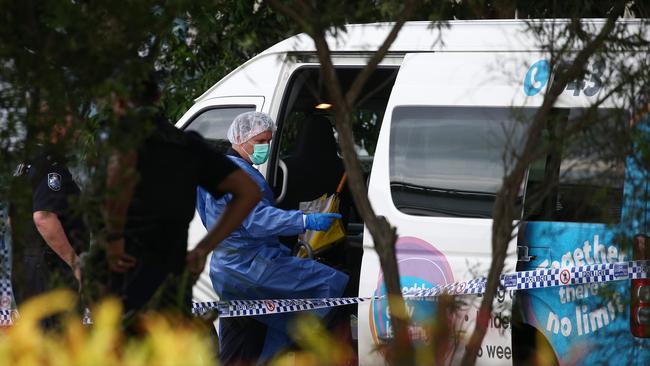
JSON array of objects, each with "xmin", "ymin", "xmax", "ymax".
[{"xmin": 357, "ymin": 49, "xmax": 624, "ymax": 364}]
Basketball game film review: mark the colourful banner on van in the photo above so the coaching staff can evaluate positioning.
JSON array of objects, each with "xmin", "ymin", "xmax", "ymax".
[{"xmin": 519, "ymin": 222, "xmax": 650, "ymax": 365}]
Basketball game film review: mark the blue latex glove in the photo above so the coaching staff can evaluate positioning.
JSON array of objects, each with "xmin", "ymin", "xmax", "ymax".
[{"xmin": 304, "ymin": 213, "xmax": 342, "ymax": 231}]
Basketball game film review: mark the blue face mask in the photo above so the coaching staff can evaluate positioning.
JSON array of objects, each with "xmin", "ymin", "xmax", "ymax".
[{"xmin": 248, "ymin": 143, "xmax": 270, "ymax": 165}]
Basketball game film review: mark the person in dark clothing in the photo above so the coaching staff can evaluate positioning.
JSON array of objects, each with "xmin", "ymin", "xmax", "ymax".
[
  {"xmin": 102, "ymin": 88, "xmax": 261, "ymax": 326},
  {"xmin": 9, "ymin": 113, "xmax": 88, "ymax": 325}
]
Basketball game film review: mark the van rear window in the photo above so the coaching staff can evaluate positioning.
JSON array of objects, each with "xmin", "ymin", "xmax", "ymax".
[
  {"xmin": 522, "ymin": 108, "xmax": 625, "ymax": 224},
  {"xmin": 389, "ymin": 106, "xmax": 531, "ymax": 218}
]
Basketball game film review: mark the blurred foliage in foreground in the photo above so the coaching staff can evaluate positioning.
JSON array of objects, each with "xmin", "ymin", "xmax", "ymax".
[
  {"xmin": 0, "ymin": 290, "xmax": 362, "ymax": 366},
  {"xmin": 0, "ymin": 290, "xmax": 366, "ymax": 366},
  {"xmin": 0, "ymin": 290, "xmax": 215, "ymax": 366},
  {"xmin": 0, "ymin": 290, "xmax": 585, "ymax": 366}
]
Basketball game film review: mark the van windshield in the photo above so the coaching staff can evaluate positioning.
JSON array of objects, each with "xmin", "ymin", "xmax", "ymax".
[{"xmin": 389, "ymin": 106, "xmax": 531, "ymax": 218}]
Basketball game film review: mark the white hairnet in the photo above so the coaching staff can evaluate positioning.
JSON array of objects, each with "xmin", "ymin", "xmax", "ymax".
[{"xmin": 227, "ymin": 111, "xmax": 276, "ymax": 144}]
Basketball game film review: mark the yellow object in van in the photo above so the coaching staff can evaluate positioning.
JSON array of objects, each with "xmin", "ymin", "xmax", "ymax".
[{"xmin": 297, "ymin": 174, "xmax": 347, "ymax": 258}]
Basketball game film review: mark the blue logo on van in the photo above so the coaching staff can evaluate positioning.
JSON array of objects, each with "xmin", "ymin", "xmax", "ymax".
[{"xmin": 523, "ymin": 60, "xmax": 550, "ymax": 96}]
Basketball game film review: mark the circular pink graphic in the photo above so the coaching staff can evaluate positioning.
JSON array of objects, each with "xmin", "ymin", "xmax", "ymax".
[{"xmin": 370, "ymin": 236, "xmax": 454, "ymax": 345}]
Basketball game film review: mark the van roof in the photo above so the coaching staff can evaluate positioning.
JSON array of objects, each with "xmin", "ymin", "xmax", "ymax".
[
  {"xmin": 261, "ymin": 19, "xmax": 639, "ymax": 54},
  {"xmin": 195, "ymin": 19, "xmax": 645, "ymax": 102}
]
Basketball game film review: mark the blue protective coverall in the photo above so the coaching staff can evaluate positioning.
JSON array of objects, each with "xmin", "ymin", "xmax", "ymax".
[{"xmin": 197, "ymin": 154, "xmax": 349, "ymax": 360}]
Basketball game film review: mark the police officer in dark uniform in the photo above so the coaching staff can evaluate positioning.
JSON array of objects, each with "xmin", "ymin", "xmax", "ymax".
[{"xmin": 9, "ymin": 114, "xmax": 88, "ymax": 316}]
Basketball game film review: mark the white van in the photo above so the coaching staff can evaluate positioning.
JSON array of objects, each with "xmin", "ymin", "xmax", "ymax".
[{"xmin": 176, "ymin": 20, "xmax": 650, "ymax": 365}]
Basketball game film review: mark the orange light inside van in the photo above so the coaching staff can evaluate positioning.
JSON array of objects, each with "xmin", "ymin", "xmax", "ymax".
[{"xmin": 315, "ymin": 103, "xmax": 332, "ymax": 110}]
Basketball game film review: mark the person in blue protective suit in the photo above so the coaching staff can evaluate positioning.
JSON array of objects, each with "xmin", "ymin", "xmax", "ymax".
[{"xmin": 196, "ymin": 111, "xmax": 349, "ymax": 365}]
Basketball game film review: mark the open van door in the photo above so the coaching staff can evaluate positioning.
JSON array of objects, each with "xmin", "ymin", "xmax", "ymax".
[
  {"xmin": 177, "ymin": 96, "xmax": 264, "ymax": 303},
  {"xmin": 358, "ymin": 51, "xmax": 547, "ymax": 365}
]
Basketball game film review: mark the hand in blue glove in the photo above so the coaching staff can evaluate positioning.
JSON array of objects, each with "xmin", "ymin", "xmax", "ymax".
[{"xmin": 304, "ymin": 213, "xmax": 342, "ymax": 231}]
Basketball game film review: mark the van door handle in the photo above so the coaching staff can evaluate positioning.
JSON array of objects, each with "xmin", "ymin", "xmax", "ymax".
[
  {"xmin": 517, "ymin": 246, "xmax": 534, "ymax": 262},
  {"xmin": 276, "ymin": 159, "xmax": 289, "ymax": 204}
]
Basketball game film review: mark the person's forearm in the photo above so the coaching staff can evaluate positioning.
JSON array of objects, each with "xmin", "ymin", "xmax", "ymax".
[
  {"xmin": 104, "ymin": 150, "xmax": 137, "ymax": 237},
  {"xmin": 238, "ymin": 205, "xmax": 305, "ymax": 237},
  {"xmin": 33, "ymin": 211, "xmax": 78, "ymax": 268}
]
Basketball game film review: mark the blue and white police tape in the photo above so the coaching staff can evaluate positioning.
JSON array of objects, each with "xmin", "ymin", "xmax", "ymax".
[
  {"xmin": 192, "ymin": 259, "xmax": 650, "ymax": 318},
  {"xmin": 1, "ymin": 260, "xmax": 649, "ymax": 326},
  {"xmin": 0, "ymin": 309, "xmax": 17, "ymax": 327}
]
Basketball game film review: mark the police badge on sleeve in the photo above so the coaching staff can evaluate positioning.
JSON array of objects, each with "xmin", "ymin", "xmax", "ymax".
[{"xmin": 47, "ymin": 172, "xmax": 62, "ymax": 191}]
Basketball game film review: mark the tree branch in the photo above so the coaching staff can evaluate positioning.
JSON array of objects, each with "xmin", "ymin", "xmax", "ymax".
[{"xmin": 345, "ymin": 0, "xmax": 420, "ymax": 106}]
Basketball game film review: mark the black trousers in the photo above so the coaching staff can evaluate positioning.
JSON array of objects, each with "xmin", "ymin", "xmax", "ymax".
[
  {"xmin": 107, "ymin": 259, "xmax": 194, "ymax": 335},
  {"xmin": 218, "ymin": 316, "xmax": 267, "ymax": 366},
  {"xmin": 14, "ymin": 253, "xmax": 78, "ymax": 329}
]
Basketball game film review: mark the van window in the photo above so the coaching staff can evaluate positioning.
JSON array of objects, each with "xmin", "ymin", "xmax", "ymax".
[
  {"xmin": 185, "ymin": 106, "xmax": 255, "ymax": 152},
  {"xmin": 274, "ymin": 67, "xmax": 398, "ymax": 174},
  {"xmin": 389, "ymin": 106, "xmax": 532, "ymax": 218},
  {"xmin": 523, "ymin": 108, "xmax": 625, "ymax": 223}
]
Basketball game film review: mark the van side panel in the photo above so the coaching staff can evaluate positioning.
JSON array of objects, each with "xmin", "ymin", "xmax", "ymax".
[
  {"xmin": 359, "ymin": 48, "xmax": 639, "ymax": 365},
  {"xmin": 359, "ymin": 52, "xmax": 529, "ymax": 365}
]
